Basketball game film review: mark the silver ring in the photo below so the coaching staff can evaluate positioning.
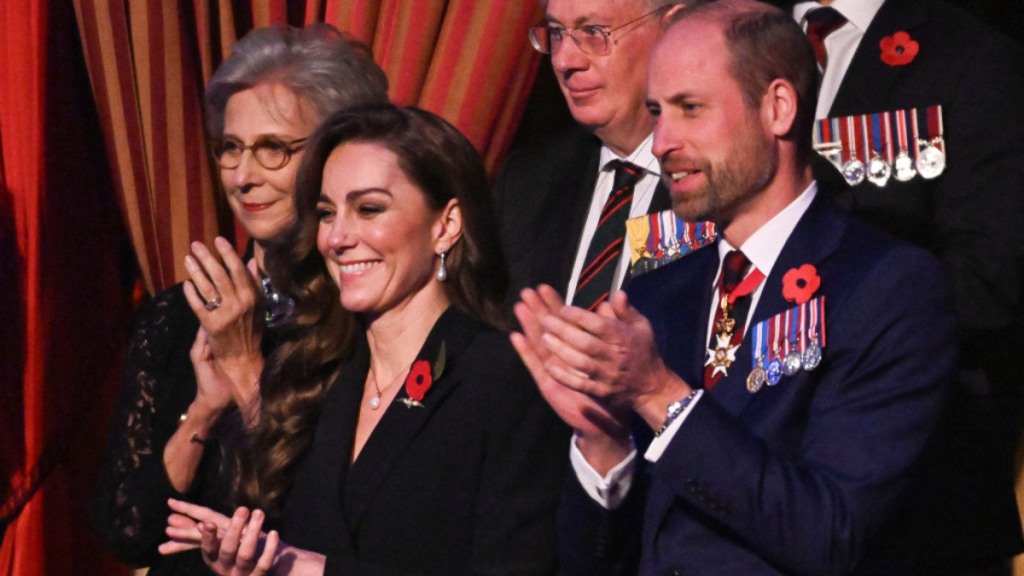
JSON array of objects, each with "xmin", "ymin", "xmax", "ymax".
[{"xmin": 204, "ymin": 295, "xmax": 223, "ymax": 311}]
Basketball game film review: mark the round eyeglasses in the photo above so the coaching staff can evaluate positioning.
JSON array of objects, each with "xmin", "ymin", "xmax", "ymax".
[
  {"xmin": 209, "ymin": 136, "xmax": 309, "ymax": 170},
  {"xmin": 528, "ymin": 5, "xmax": 669, "ymax": 56}
]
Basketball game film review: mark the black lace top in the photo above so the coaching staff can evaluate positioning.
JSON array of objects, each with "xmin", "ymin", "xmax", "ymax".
[{"xmin": 91, "ymin": 284, "xmax": 228, "ymax": 576}]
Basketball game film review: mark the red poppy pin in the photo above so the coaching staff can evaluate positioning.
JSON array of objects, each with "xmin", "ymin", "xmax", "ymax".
[
  {"xmin": 398, "ymin": 342, "xmax": 446, "ymax": 408},
  {"xmin": 782, "ymin": 264, "xmax": 821, "ymax": 305},
  {"xmin": 879, "ymin": 31, "xmax": 919, "ymax": 66}
]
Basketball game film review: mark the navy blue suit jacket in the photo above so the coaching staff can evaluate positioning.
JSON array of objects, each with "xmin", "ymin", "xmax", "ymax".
[{"xmin": 560, "ymin": 193, "xmax": 957, "ymax": 576}]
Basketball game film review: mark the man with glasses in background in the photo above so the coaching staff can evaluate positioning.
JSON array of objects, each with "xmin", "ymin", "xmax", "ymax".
[{"xmin": 494, "ymin": 0, "xmax": 688, "ymax": 313}]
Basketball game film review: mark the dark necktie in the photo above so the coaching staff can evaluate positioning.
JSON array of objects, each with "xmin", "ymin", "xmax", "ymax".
[
  {"xmin": 704, "ymin": 250, "xmax": 753, "ymax": 389},
  {"xmin": 805, "ymin": 7, "xmax": 847, "ymax": 71},
  {"xmin": 573, "ymin": 160, "xmax": 643, "ymax": 311}
]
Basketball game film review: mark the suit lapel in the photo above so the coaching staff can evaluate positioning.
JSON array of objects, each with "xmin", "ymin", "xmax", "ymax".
[
  {"xmin": 829, "ymin": 0, "xmax": 928, "ymax": 116},
  {"xmin": 285, "ymin": 342, "xmax": 366, "ymax": 556},
  {"xmin": 706, "ymin": 193, "xmax": 847, "ymax": 416},
  {"xmin": 342, "ymin": 308, "xmax": 481, "ymax": 533}
]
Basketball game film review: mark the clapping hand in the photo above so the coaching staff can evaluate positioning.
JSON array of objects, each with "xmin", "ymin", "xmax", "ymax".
[{"xmin": 160, "ymin": 499, "xmax": 279, "ymax": 576}]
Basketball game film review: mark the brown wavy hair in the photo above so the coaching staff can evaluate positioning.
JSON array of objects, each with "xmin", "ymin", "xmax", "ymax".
[{"xmin": 237, "ymin": 104, "xmax": 509, "ymax": 516}]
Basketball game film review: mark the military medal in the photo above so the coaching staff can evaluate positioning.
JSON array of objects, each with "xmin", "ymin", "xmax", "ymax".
[
  {"xmin": 658, "ymin": 211, "xmax": 680, "ymax": 265},
  {"xmin": 813, "ymin": 117, "xmax": 844, "ymax": 172},
  {"xmin": 747, "ymin": 357, "xmax": 766, "ymax": 393},
  {"xmin": 626, "ymin": 212, "xmax": 652, "ymax": 279},
  {"xmin": 801, "ymin": 298, "xmax": 826, "ymax": 371},
  {"xmin": 765, "ymin": 316, "xmax": 784, "ymax": 386},
  {"xmin": 706, "ymin": 267, "xmax": 766, "ymax": 380},
  {"xmin": 707, "ymin": 298, "xmax": 742, "ymax": 380},
  {"xmin": 746, "ymin": 322, "xmax": 768, "ymax": 393},
  {"xmin": 893, "ymin": 109, "xmax": 916, "ymax": 182},
  {"xmin": 841, "ymin": 115, "xmax": 866, "ymax": 185},
  {"xmin": 916, "ymin": 106, "xmax": 946, "ymax": 179},
  {"xmin": 782, "ymin": 307, "xmax": 802, "ymax": 376},
  {"xmin": 866, "ymin": 112, "xmax": 892, "ymax": 187}
]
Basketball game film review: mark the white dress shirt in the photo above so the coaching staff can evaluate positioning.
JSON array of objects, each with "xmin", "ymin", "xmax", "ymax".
[
  {"xmin": 564, "ymin": 134, "xmax": 661, "ymax": 305},
  {"xmin": 571, "ymin": 183, "xmax": 819, "ymax": 509},
  {"xmin": 792, "ymin": 0, "xmax": 885, "ymax": 119}
]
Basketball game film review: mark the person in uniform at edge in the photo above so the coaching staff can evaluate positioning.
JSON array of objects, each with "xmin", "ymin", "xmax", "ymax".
[
  {"xmin": 781, "ymin": 0, "xmax": 1024, "ymax": 572},
  {"xmin": 512, "ymin": 1, "xmax": 959, "ymax": 574}
]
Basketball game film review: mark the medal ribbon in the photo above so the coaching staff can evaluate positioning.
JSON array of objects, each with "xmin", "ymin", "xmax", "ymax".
[
  {"xmin": 840, "ymin": 116, "xmax": 853, "ymax": 164},
  {"xmin": 860, "ymin": 114, "xmax": 872, "ymax": 164},
  {"xmin": 724, "ymin": 268, "xmax": 766, "ymax": 307},
  {"xmin": 750, "ymin": 318, "xmax": 767, "ymax": 367},
  {"xmin": 927, "ymin": 105, "xmax": 944, "ymax": 151},
  {"xmin": 771, "ymin": 314, "xmax": 782, "ymax": 362},
  {"xmin": 911, "ymin": 108, "xmax": 922, "ymax": 163},
  {"xmin": 647, "ymin": 213, "xmax": 660, "ymax": 258},
  {"xmin": 896, "ymin": 109, "xmax": 909, "ymax": 156}
]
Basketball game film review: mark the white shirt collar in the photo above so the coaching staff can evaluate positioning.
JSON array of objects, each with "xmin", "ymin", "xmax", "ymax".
[
  {"xmin": 716, "ymin": 182, "xmax": 819, "ymax": 280},
  {"xmin": 599, "ymin": 133, "xmax": 661, "ymax": 176},
  {"xmin": 792, "ymin": 0, "xmax": 885, "ymax": 34}
]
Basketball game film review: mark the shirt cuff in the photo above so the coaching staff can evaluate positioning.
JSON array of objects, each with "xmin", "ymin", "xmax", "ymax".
[
  {"xmin": 644, "ymin": 389, "xmax": 703, "ymax": 463},
  {"xmin": 569, "ymin": 435, "xmax": 637, "ymax": 510}
]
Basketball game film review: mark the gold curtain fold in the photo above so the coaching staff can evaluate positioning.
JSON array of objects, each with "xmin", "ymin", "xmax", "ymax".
[{"xmin": 73, "ymin": 0, "xmax": 544, "ymax": 295}]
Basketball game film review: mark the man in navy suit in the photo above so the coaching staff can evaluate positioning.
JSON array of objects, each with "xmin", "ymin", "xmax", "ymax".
[
  {"xmin": 784, "ymin": 1, "xmax": 1024, "ymax": 572},
  {"xmin": 511, "ymin": 1, "xmax": 958, "ymax": 574}
]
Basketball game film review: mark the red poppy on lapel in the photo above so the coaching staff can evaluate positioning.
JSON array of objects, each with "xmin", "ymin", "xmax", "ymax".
[
  {"xmin": 880, "ymin": 31, "xmax": 919, "ymax": 66},
  {"xmin": 405, "ymin": 360, "xmax": 432, "ymax": 402},
  {"xmin": 782, "ymin": 264, "xmax": 821, "ymax": 305}
]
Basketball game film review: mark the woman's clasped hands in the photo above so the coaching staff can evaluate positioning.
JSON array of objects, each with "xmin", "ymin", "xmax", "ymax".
[
  {"xmin": 160, "ymin": 499, "xmax": 327, "ymax": 576},
  {"xmin": 160, "ymin": 499, "xmax": 279, "ymax": 575}
]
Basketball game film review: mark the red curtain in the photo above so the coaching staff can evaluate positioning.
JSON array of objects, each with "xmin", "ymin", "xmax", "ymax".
[{"xmin": 0, "ymin": 0, "xmax": 135, "ymax": 574}]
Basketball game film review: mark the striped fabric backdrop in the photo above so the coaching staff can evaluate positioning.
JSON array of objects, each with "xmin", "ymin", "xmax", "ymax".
[{"xmin": 71, "ymin": 0, "xmax": 544, "ymax": 296}]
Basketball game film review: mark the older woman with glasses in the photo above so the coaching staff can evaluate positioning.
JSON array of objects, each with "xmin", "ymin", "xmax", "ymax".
[
  {"xmin": 159, "ymin": 105, "xmax": 569, "ymax": 576},
  {"xmin": 92, "ymin": 24, "xmax": 387, "ymax": 576}
]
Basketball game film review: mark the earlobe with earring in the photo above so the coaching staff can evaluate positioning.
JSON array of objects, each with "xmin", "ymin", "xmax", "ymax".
[{"xmin": 436, "ymin": 248, "xmax": 448, "ymax": 282}]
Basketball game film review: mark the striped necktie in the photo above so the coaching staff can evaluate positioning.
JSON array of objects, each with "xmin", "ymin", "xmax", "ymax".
[{"xmin": 573, "ymin": 160, "xmax": 643, "ymax": 311}]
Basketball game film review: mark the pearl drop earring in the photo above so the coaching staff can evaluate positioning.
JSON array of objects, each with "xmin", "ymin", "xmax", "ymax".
[{"xmin": 436, "ymin": 248, "xmax": 448, "ymax": 282}]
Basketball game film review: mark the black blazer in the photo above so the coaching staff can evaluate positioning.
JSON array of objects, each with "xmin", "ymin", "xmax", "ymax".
[
  {"xmin": 795, "ymin": 0, "xmax": 1024, "ymax": 565},
  {"xmin": 493, "ymin": 125, "xmax": 672, "ymax": 304},
  {"xmin": 560, "ymin": 193, "xmax": 958, "ymax": 576},
  {"xmin": 281, "ymin": 308, "xmax": 570, "ymax": 576}
]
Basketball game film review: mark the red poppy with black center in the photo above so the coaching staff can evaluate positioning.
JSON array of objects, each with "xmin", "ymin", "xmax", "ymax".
[
  {"xmin": 406, "ymin": 359, "xmax": 433, "ymax": 402},
  {"xmin": 880, "ymin": 31, "xmax": 919, "ymax": 66},
  {"xmin": 782, "ymin": 264, "xmax": 821, "ymax": 305}
]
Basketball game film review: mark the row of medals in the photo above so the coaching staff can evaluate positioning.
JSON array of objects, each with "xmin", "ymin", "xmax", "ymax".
[
  {"xmin": 819, "ymin": 135, "xmax": 946, "ymax": 188},
  {"xmin": 746, "ymin": 337, "xmax": 822, "ymax": 394},
  {"xmin": 710, "ymin": 298, "xmax": 824, "ymax": 394}
]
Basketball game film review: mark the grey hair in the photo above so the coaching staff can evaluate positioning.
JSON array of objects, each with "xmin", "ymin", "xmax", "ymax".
[{"xmin": 205, "ymin": 24, "xmax": 389, "ymax": 136}]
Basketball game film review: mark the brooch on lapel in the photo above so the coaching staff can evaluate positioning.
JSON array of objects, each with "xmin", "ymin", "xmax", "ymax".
[
  {"xmin": 626, "ymin": 210, "xmax": 717, "ymax": 278},
  {"xmin": 746, "ymin": 266, "xmax": 826, "ymax": 394},
  {"xmin": 812, "ymin": 106, "xmax": 946, "ymax": 187},
  {"xmin": 398, "ymin": 341, "xmax": 446, "ymax": 408},
  {"xmin": 880, "ymin": 31, "xmax": 919, "ymax": 66}
]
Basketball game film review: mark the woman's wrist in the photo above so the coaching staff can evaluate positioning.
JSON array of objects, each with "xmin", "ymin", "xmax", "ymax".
[{"xmin": 183, "ymin": 399, "xmax": 227, "ymax": 433}]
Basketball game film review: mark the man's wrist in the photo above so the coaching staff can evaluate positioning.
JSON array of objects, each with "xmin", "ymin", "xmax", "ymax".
[{"xmin": 635, "ymin": 370, "xmax": 692, "ymax": 431}]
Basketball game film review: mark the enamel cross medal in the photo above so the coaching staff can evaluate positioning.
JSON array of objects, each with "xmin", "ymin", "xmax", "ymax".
[{"xmin": 706, "ymin": 294, "xmax": 741, "ymax": 378}]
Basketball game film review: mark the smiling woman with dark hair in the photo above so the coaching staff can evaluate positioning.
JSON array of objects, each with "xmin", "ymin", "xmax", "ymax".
[{"xmin": 161, "ymin": 104, "xmax": 569, "ymax": 576}]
